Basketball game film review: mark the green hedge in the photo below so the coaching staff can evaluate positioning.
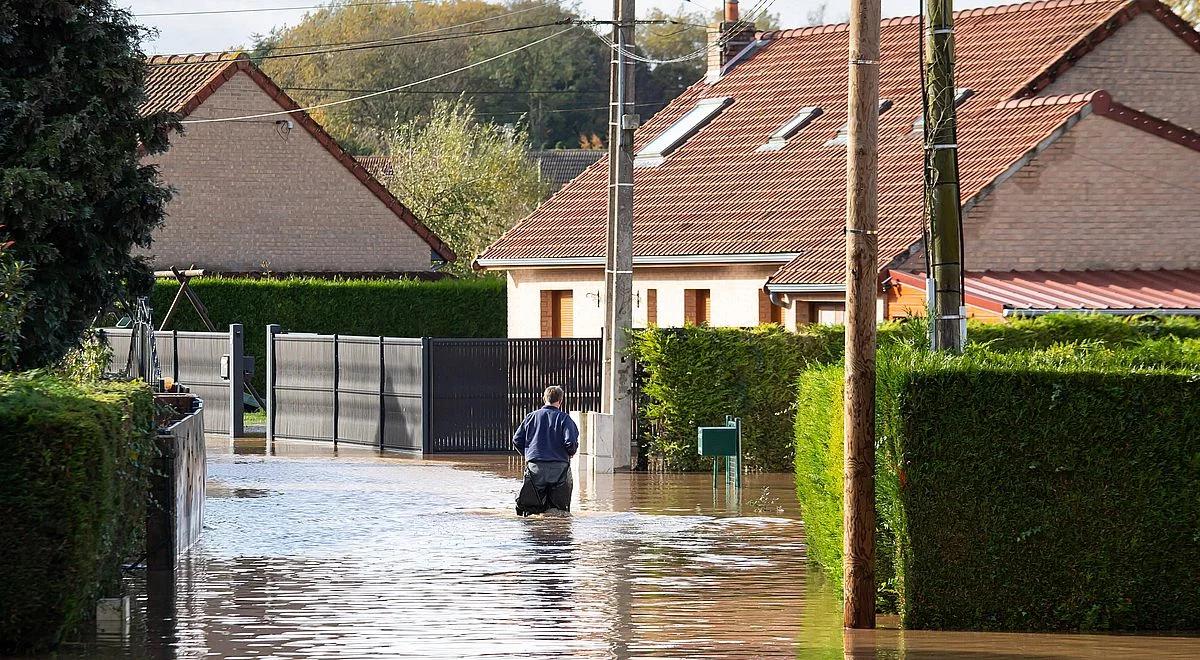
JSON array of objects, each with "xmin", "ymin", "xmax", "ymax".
[
  {"xmin": 150, "ymin": 276, "xmax": 506, "ymax": 392},
  {"xmin": 0, "ymin": 374, "xmax": 154, "ymax": 652},
  {"xmin": 630, "ymin": 325, "xmax": 839, "ymax": 471},
  {"xmin": 795, "ymin": 343, "xmax": 1200, "ymax": 630}
]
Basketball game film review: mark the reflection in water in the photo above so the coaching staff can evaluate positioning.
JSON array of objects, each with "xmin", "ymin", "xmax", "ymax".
[{"xmin": 48, "ymin": 439, "xmax": 1200, "ymax": 659}]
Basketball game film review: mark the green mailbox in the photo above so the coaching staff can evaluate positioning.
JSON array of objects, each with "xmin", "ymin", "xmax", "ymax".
[{"xmin": 697, "ymin": 426, "xmax": 739, "ymax": 456}]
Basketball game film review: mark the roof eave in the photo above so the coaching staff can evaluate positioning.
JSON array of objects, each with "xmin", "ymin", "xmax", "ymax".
[{"xmin": 475, "ymin": 252, "xmax": 803, "ymax": 270}]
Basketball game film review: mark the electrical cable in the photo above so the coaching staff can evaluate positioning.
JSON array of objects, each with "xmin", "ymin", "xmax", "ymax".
[
  {"xmin": 179, "ymin": 26, "xmax": 576, "ymax": 124},
  {"xmin": 136, "ymin": 1, "xmax": 420, "ymax": 18},
  {"xmin": 589, "ymin": 0, "xmax": 778, "ymax": 65}
]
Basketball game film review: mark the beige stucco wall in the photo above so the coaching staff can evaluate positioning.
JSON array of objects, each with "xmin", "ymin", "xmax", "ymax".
[
  {"xmin": 962, "ymin": 113, "xmax": 1200, "ymax": 271},
  {"xmin": 143, "ymin": 71, "xmax": 431, "ymax": 272},
  {"xmin": 506, "ymin": 264, "xmax": 791, "ymax": 338},
  {"xmin": 1043, "ymin": 13, "xmax": 1200, "ymax": 130}
]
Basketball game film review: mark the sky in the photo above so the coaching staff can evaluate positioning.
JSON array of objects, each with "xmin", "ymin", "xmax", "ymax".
[{"xmin": 121, "ymin": 0, "xmax": 1020, "ymax": 55}]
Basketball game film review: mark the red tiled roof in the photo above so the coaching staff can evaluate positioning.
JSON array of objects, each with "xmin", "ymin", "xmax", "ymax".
[
  {"xmin": 478, "ymin": 0, "xmax": 1199, "ymax": 275},
  {"xmin": 143, "ymin": 54, "xmax": 455, "ymax": 262},
  {"xmin": 356, "ymin": 155, "xmax": 393, "ymax": 179},
  {"xmin": 888, "ymin": 268, "xmax": 1200, "ymax": 313}
]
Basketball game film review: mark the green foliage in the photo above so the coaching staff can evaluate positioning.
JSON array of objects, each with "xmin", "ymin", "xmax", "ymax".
[
  {"xmin": 55, "ymin": 331, "xmax": 113, "ymax": 383},
  {"xmin": 795, "ymin": 337, "xmax": 1200, "ymax": 630},
  {"xmin": 1168, "ymin": 0, "xmax": 1198, "ymax": 24},
  {"xmin": 382, "ymin": 100, "xmax": 544, "ymax": 273},
  {"xmin": 257, "ymin": 0, "xmax": 612, "ymax": 150},
  {"xmin": 0, "ymin": 373, "xmax": 154, "ymax": 652},
  {"xmin": 630, "ymin": 325, "xmax": 836, "ymax": 472},
  {"xmin": 0, "ymin": 0, "xmax": 176, "ymax": 370},
  {"xmin": 150, "ymin": 276, "xmax": 506, "ymax": 391},
  {"xmin": 0, "ymin": 233, "xmax": 33, "ymax": 369}
]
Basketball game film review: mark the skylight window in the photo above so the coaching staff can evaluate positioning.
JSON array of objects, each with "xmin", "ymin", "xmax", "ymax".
[
  {"xmin": 757, "ymin": 106, "xmax": 824, "ymax": 152},
  {"xmin": 911, "ymin": 88, "xmax": 975, "ymax": 134},
  {"xmin": 825, "ymin": 100, "xmax": 894, "ymax": 146},
  {"xmin": 635, "ymin": 97, "xmax": 733, "ymax": 168}
]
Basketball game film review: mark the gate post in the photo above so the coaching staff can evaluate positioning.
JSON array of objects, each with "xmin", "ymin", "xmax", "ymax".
[
  {"xmin": 266, "ymin": 324, "xmax": 280, "ymax": 443},
  {"xmin": 229, "ymin": 324, "xmax": 244, "ymax": 438},
  {"xmin": 421, "ymin": 336, "xmax": 432, "ymax": 454},
  {"xmin": 378, "ymin": 336, "xmax": 386, "ymax": 451},
  {"xmin": 332, "ymin": 334, "xmax": 340, "ymax": 448}
]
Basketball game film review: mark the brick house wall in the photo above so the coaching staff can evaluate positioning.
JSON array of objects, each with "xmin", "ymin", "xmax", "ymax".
[
  {"xmin": 961, "ymin": 113, "xmax": 1200, "ymax": 271},
  {"xmin": 1042, "ymin": 13, "xmax": 1200, "ymax": 130},
  {"xmin": 142, "ymin": 71, "xmax": 431, "ymax": 273}
]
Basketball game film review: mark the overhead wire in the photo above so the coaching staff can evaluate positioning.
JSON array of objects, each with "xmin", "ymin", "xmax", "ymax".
[
  {"xmin": 179, "ymin": 25, "xmax": 577, "ymax": 124},
  {"xmin": 588, "ymin": 0, "xmax": 779, "ymax": 66},
  {"xmin": 136, "ymin": 1, "xmax": 420, "ymax": 18}
]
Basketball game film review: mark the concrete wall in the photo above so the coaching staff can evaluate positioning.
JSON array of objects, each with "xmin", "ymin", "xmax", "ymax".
[
  {"xmin": 1043, "ymin": 13, "xmax": 1200, "ymax": 130},
  {"xmin": 143, "ymin": 71, "xmax": 431, "ymax": 273},
  {"xmin": 506, "ymin": 264, "xmax": 788, "ymax": 337},
  {"xmin": 963, "ymin": 114, "xmax": 1200, "ymax": 271}
]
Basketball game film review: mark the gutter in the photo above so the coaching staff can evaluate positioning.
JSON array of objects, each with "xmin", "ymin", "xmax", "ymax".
[
  {"xmin": 475, "ymin": 252, "xmax": 802, "ymax": 269},
  {"xmin": 764, "ymin": 283, "xmax": 846, "ymax": 294}
]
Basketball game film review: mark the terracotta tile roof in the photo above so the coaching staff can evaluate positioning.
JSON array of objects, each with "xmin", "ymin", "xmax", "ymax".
[
  {"xmin": 355, "ymin": 155, "xmax": 393, "ymax": 179},
  {"xmin": 477, "ymin": 0, "xmax": 1198, "ymax": 274},
  {"xmin": 532, "ymin": 149, "xmax": 606, "ymax": 192},
  {"xmin": 142, "ymin": 54, "xmax": 455, "ymax": 262},
  {"xmin": 888, "ymin": 268, "xmax": 1200, "ymax": 314}
]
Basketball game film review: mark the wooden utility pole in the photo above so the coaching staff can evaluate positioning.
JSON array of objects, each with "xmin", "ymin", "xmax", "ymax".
[
  {"xmin": 843, "ymin": 0, "xmax": 880, "ymax": 630},
  {"xmin": 924, "ymin": 0, "xmax": 966, "ymax": 352},
  {"xmin": 602, "ymin": 0, "xmax": 635, "ymax": 464}
]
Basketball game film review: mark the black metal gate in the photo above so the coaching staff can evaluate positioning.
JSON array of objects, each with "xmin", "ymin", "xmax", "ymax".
[{"xmin": 426, "ymin": 338, "xmax": 602, "ymax": 453}]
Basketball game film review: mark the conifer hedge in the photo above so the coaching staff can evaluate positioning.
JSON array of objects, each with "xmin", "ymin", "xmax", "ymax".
[
  {"xmin": 795, "ymin": 341, "xmax": 1200, "ymax": 630},
  {"xmin": 0, "ymin": 374, "xmax": 155, "ymax": 651}
]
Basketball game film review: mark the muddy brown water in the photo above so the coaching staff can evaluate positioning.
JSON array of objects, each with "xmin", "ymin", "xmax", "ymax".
[{"xmin": 48, "ymin": 439, "xmax": 1199, "ymax": 659}]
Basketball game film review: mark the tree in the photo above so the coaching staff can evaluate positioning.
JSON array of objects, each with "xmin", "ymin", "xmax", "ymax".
[
  {"xmin": 0, "ymin": 0, "xmax": 175, "ymax": 370},
  {"xmin": 256, "ymin": 0, "xmax": 611, "ymax": 151},
  {"xmin": 0, "ymin": 230, "xmax": 32, "ymax": 370},
  {"xmin": 1168, "ymin": 0, "xmax": 1198, "ymax": 23},
  {"xmin": 382, "ymin": 100, "xmax": 543, "ymax": 274}
]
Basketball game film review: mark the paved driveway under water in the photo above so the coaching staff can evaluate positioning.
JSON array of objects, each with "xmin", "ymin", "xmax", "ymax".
[{"xmin": 64, "ymin": 438, "xmax": 1200, "ymax": 659}]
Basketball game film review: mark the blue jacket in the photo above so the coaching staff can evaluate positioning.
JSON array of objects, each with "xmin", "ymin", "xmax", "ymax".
[{"xmin": 513, "ymin": 405, "xmax": 579, "ymax": 462}]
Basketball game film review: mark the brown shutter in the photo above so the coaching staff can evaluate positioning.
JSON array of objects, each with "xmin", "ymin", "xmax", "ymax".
[
  {"xmin": 559, "ymin": 291, "xmax": 574, "ymax": 338},
  {"xmin": 758, "ymin": 290, "xmax": 772, "ymax": 325},
  {"xmin": 700, "ymin": 289, "xmax": 711, "ymax": 325},
  {"xmin": 646, "ymin": 289, "xmax": 658, "ymax": 326},
  {"xmin": 683, "ymin": 289, "xmax": 697, "ymax": 325},
  {"xmin": 540, "ymin": 290, "xmax": 553, "ymax": 337}
]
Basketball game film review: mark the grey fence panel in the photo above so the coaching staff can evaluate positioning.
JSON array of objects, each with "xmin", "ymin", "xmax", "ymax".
[
  {"xmin": 382, "ymin": 339, "xmax": 424, "ymax": 452},
  {"xmin": 174, "ymin": 331, "xmax": 233, "ymax": 436},
  {"xmin": 102, "ymin": 329, "xmax": 133, "ymax": 376},
  {"xmin": 336, "ymin": 336, "xmax": 382, "ymax": 446},
  {"xmin": 273, "ymin": 334, "xmax": 336, "ymax": 442}
]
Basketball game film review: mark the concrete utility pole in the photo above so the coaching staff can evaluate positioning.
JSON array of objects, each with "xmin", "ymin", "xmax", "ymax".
[
  {"xmin": 924, "ymin": 0, "xmax": 966, "ymax": 352},
  {"xmin": 843, "ymin": 0, "xmax": 880, "ymax": 630},
  {"xmin": 602, "ymin": 0, "xmax": 635, "ymax": 467}
]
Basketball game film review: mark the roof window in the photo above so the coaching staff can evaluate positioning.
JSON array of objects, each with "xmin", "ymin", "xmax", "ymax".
[
  {"xmin": 635, "ymin": 97, "xmax": 733, "ymax": 168},
  {"xmin": 825, "ymin": 100, "xmax": 894, "ymax": 146},
  {"xmin": 911, "ymin": 88, "xmax": 975, "ymax": 134},
  {"xmin": 757, "ymin": 107, "xmax": 824, "ymax": 152}
]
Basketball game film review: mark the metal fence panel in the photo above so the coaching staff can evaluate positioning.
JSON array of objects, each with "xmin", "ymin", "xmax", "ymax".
[
  {"xmin": 336, "ymin": 336, "xmax": 381, "ymax": 446},
  {"xmin": 273, "ymin": 335, "xmax": 335, "ymax": 442},
  {"xmin": 382, "ymin": 339, "xmax": 424, "ymax": 451}
]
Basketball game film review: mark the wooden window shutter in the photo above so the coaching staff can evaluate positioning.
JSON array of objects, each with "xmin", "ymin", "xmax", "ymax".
[
  {"xmin": 540, "ymin": 290, "xmax": 553, "ymax": 337},
  {"xmin": 683, "ymin": 289, "xmax": 697, "ymax": 325},
  {"xmin": 699, "ymin": 289, "xmax": 711, "ymax": 325},
  {"xmin": 646, "ymin": 289, "xmax": 658, "ymax": 326},
  {"xmin": 759, "ymin": 290, "xmax": 782, "ymax": 324},
  {"xmin": 558, "ymin": 291, "xmax": 574, "ymax": 338}
]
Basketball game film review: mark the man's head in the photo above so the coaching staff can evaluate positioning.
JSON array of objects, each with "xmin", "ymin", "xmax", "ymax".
[{"xmin": 543, "ymin": 385, "xmax": 565, "ymax": 408}]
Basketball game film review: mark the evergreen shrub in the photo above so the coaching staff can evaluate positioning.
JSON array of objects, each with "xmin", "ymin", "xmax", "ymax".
[
  {"xmin": 149, "ymin": 276, "xmax": 506, "ymax": 391},
  {"xmin": 794, "ymin": 343, "xmax": 1200, "ymax": 630},
  {"xmin": 0, "ymin": 374, "xmax": 154, "ymax": 651}
]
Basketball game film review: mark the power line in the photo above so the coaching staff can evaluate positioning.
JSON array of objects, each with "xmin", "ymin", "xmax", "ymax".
[
  {"xmin": 180, "ymin": 26, "xmax": 576, "ymax": 124},
  {"xmin": 136, "ymin": 1, "xmax": 419, "ymax": 18},
  {"xmin": 151, "ymin": 21, "xmax": 568, "ymax": 64},
  {"xmin": 287, "ymin": 86, "xmax": 612, "ymax": 94}
]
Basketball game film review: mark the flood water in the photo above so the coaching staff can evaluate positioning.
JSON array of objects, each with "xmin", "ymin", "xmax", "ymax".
[{"xmin": 55, "ymin": 438, "xmax": 1200, "ymax": 659}]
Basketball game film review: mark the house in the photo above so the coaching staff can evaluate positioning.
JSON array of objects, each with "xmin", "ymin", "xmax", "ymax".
[
  {"xmin": 476, "ymin": 0, "xmax": 1200, "ymax": 337},
  {"xmin": 140, "ymin": 53, "xmax": 454, "ymax": 275}
]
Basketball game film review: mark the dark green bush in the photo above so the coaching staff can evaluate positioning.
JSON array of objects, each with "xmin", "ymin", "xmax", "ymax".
[
  {"xmin": 630, "ymin": 325, "xmax": 838, "ymax": 471},
  {"xmin": 0, "ymin": 374, "xmax": 154, "ymax": 652},
  {"xmin": 795, "ymin": 343, "xmax": 1200, "ymax": 630},
  {"xmin": 150, "ymin": 276, "xmax": 506, "ymax": 391}
]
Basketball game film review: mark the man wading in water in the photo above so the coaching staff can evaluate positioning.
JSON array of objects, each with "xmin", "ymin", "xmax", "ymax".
[{"xmin": 513, "ymin": 386, "xmax": 579, "ymax": 516}]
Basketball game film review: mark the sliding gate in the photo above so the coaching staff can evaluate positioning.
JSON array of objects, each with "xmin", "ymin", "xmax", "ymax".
[{"xmin": 426, "ymin": 338, "xmax": 602, "ymax": 453}]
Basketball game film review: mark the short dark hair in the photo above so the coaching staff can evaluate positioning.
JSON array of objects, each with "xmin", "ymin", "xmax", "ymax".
[{"xmin": 543, "ymin": 385, "xmax": 564, "ymax": 405}]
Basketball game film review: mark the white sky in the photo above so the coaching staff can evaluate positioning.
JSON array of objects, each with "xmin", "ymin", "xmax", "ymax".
[{"xmin": 122, "ymin": 0, "xmax": 1021, "ymax": 55}]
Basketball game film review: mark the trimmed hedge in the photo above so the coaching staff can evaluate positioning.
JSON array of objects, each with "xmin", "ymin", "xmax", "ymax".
[
  {"xmin": 0, "ymin": 374, "xmax": 155, "ymax": 652},
  {"xmin": 150, "ymin": 276, "xmax": 506, "ymax": 392},
  {"xmin": 795, "ymin": 343, "xmax": 1200, "ymax": 630},
  {"xmin": 630, "ymin": 325, "xmax": 839, "ymax": 472}
]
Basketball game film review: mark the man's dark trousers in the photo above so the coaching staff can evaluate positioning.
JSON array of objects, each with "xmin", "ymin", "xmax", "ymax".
[{"xmin": 515, "ymin": 461, "xmax": 572, "ymax": 516}]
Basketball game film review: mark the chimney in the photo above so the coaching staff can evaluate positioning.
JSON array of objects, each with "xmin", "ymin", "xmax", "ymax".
[{"xmin": 706, "ymin": 0, "xmax": 757, "ymax": 83}]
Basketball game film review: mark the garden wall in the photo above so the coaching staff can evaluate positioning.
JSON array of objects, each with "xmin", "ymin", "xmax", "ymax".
[{"xmin": 0, "ymin": 374, "xmax": 155, "ymax": 652}]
